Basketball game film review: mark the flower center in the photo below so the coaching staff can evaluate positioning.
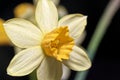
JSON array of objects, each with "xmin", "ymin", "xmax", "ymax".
[{"xmin": 41, "ymin": 26, "xmax": 74, "ymax": 61}]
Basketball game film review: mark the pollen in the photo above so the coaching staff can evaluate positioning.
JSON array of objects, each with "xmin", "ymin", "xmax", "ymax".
[{"xmin": 41, "ymin": 26, "xmax": 74, "ymax": 61}]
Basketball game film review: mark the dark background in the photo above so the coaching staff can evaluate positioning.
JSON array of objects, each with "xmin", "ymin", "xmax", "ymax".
[{"xmin": 0, "ymin": 0, "xmax": 120, "ymax": 80}]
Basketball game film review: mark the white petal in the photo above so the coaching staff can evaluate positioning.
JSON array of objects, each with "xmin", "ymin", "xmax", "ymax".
[
  {"xmin": 35, "ymin": 0, "xmax": 58, "ymax": 33},
  {"xmin": 62, "ymin": 64, "xmax": 71, "ymax": 80},
  {"xmin": 37, "ymin": 57, "xmax": 62, "ymax": 80},
  {"xmin": 58, "ymin": 14, "xmax": 87, "ymax": 40},
  {"xmin": 63, "ymin": 46, "xmax": 91, "ymax": 71},
  {"xmin": 75, "ymin": 31, "xmax": 86, "ymax": 45},
  {"xmin": 33, "ymin": 0, "xmax": 60, "ymax": 6},
  {"xmin": 3, "ymin": 18, "xmax": 43, "ymax": 48},
  {"xmin": 7, "ymin": 46, "xmax": 44, "ymax": 76}
]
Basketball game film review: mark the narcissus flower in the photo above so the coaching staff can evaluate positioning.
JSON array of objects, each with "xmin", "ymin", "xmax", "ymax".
[
  {"xmin": 0, "ymin": 18, "xmax": 11, "ymax": 45},
  {"xmin": 4, "ymin": 0, "xmax": 91, "ymax": 80},
  {"xmin": 14, "ymin": 3, "xmax": 34, "ymax": 18},
  {"xmin": 14, "ymin": 3, "xmax": 36, "ymax": 24},
  {"xmin": 13, "ymin": 1, "xmax": 83, "ymax": 80}
]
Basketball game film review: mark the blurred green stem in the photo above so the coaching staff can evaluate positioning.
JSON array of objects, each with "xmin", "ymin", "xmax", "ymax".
[{"xmin": 75, "ymin": 0, "xmax": 120, "ymax": 80}]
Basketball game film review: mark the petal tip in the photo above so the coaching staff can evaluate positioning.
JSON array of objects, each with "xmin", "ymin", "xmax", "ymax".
[
  {"xmin": 85, "ymin": 58, "xmax": 92, "ymax": 70},
  {"xmin": 84, "ymin": 16, "xmax": 88, "ymax": 19},
  {"xmin": 82, "ymin": 15, "xmax": 88, "ymax": 21},
  {"xmin": 7, "ymin": 67, "xmax": 16, "ymax": 76},
  {"xmin": 81, "ymin": 57, "xmax": 92, "ymax": 71}
]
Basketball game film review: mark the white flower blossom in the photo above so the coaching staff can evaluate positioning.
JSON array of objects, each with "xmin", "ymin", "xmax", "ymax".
[{"xmin": 4, "ymin": 0, "xmax": 91, "ymax": 80}]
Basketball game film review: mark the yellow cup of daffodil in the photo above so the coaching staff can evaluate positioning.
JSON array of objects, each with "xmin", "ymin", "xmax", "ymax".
[{"xmin": 3, "ymin": 0, "xmax": 91, "ymax": 80}]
